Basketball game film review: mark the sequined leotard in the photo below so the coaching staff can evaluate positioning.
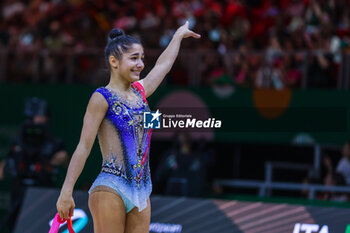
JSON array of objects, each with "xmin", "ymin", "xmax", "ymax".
[{"xmin": 89, "ymin": 81, "xmax": 152, "ymax": 212}]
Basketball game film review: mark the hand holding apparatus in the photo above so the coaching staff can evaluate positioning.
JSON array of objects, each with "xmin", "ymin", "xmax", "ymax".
[
  {"xmin": 49, "ymin": 213, "xmax": 75, "ymax": 233},
  {"xmin": 56, "ymin": 193, "xmax": 75, "ymax": 220}
]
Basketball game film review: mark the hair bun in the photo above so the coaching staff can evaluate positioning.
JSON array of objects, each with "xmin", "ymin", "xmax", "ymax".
[{"xmin": 108, "ymin": 29, "xmax": 125, "ymax": 42}]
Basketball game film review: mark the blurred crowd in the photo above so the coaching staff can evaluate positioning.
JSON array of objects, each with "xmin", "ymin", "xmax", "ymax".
[
  {"xmin": 1, "ymin": 0, "xmax": 350, "ymax": 87},
  {"xmin": 303, "ymin": 141, "xmax": 350, "ymax": 202}
]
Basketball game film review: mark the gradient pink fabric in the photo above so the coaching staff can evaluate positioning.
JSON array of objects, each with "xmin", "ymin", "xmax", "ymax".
[{"xmin": 48, "ymin": 213, "xmax": 75, "ymax": 233}]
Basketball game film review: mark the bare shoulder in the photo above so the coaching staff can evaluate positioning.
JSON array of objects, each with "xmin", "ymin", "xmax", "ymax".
[{"xmin": 87, "ymin": 91, "xmax": 108, "ymax": 113}]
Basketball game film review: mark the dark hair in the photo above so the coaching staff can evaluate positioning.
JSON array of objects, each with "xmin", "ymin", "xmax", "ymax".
[
  {"xmin": 24, "ymin": 97, "xmax": 50, "ymax": 118},
  {"xmin": 104, "ymin": 29, "xmax": 141, "ymax": 70}
]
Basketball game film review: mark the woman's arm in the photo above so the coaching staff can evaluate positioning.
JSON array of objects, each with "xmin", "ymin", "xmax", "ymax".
[
  {"xmin": 56, "ymin": 92, "xmax": 108, "ymax": 219},
  {"xmin": 139, "ymin": 21, "xmax": 200, "ymax": 98}
]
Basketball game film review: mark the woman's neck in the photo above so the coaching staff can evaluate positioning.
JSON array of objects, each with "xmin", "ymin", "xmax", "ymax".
[{"xmin": 108, "ymin": 73, "xmax": 131, "ymax": 93}]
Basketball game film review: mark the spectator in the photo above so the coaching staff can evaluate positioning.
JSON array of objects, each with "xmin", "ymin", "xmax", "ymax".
[
  {"xmin": 322, "ymin": 154, "xmax": 347, "ymax": 201},
  {"xmin": 154, "ymin": 132, "xmax": 207, "ymax": 197},
  {"xmin": 336, "ymin": 141, "xmax": 350, "ymax": 185},
  {"xmin": 324, "ymin": 172, "xmax": 347, "ymax": 202},
  {"xmin": 0, "ymin": 0, "xmax": 349, "ymax": 87},
  {"xmin": 307, "ymin": 33, "xmax": 334, "ymax": 88}
]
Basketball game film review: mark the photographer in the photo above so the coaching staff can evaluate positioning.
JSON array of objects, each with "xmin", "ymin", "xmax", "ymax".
[
  {"xmin": 155, "ymin": 132, "xmax": 209, "ymax": 197},
  {"xmin": 0, "ymin": 97, "xmax": 68, "ymax": 232}
]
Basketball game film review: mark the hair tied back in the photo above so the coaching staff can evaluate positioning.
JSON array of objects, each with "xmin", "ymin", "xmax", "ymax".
[{"xmin": 108, "ymin": 28, "xmax": 125, "ymax": 42}]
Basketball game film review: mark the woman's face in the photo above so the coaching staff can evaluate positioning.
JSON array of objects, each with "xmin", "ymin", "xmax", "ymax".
[{"xmin": 117, "ymin": 43, "xmax": 144, "ymax": 82}]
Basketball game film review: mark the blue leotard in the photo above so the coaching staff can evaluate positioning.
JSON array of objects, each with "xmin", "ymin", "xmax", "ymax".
[{"xmin": 89, "ymin": 81, "xmax": 152, "ymax": 212}]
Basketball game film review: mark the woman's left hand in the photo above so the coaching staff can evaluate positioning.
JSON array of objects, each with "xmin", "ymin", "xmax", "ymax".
[{"xmin": 176, "ymin": 21, "xmax": 201, "ymax": 39}]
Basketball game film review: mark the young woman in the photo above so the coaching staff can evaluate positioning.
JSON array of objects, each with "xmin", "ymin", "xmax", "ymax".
[{"xmin": 56, "ymin": 21, "xmax": 200, "ymax": 233}]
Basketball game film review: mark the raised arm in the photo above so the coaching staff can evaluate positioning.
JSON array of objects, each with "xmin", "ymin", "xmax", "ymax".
[
  {"xmin": 56, "ymin": 92, "xmax": 108, "ymax": 220},
  {"xmin": 139, "ymin": 21, "xmax": 200, "ymax": 98}
]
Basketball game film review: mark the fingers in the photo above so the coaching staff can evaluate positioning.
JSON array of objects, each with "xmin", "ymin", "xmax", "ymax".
[
  {"xmin": 180, "ymin": 20, "xmax": 200, "ymax": 39},
  {"xmin": 189, "ymin": 30, "xmax": 201, "ymax": 39},
  {"xmin": 59, "ymin": 206, "xmax": 75, "ymax": 220},
  {"xmin": 56, "ymin": 195, "xmax": 75, "ymax": 220},
  {"xmin": 57, "ymin": 206, "xmax": 73, "ymax": 220},
  {"xmin": 184, "ymin": 30, "xmax": 201, "ymax": 39},
  {"xmin": 62, "ymin": 210, "xmax": 69, "ymax": 220},
  {"xmin": 58, "ymin": 210, "xmax": 69, "ymax": 220},
  {"xmin": 58, "ymin": 211, "xmax": 62, "ymax": 220},
  {"xmin": 69, "ymin": 206, "xmax": 75, "ymax": 217},
  {"xmin": 180, "ymin": 20, "xmax": 190, "ymax": 31}
]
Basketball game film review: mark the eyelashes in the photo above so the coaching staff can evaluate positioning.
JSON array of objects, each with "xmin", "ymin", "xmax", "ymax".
[{"xmin": 130, "ymin": 57, "xmax": 145, "ymax": 62}]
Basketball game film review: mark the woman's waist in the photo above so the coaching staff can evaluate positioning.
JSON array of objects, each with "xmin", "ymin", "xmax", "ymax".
[
  {"xmin": 100, "ymin": 148, "xmax": 150, "ymax": 161},
  {"xmin": 101, "ymin": 165, "xmax": 124, "ymax": 176},
  {"xmin": 100, "ymin": 164, "xmax": 150, "ymax": 180}
]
